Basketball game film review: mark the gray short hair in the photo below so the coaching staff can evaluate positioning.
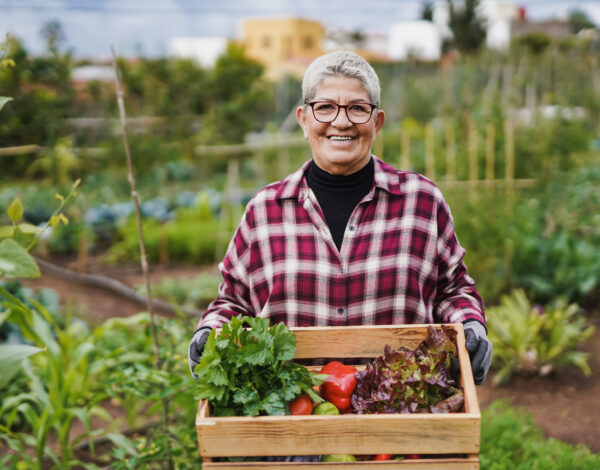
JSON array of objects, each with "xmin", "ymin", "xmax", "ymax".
[{"xmin": 302, "ymin": 51, "xmax": 381, "ymax": 107}]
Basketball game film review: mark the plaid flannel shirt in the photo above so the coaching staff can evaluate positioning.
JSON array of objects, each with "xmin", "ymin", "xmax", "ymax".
[{"xmin": 197, "ymin": 156, "xmax": 485, "ymax": 329}]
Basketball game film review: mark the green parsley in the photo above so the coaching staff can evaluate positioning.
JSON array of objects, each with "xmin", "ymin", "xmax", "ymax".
[{"xmin": 193, "ymin": 315, "xmax": 325, "ymax": 416}]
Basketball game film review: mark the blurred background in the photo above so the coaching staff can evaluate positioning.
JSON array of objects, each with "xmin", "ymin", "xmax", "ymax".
[{"xmin": 1, "ymin": 1, "xmax": 600, "ymax": 468}]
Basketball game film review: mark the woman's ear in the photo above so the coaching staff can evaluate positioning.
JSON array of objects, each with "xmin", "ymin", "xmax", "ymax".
[
  {"xmin": 296, "ymin": 106, "xmax": 309, "ymax": 138},
  {"xmin": 374, "ymin": 109, "xmax": 385, "ymax": 134}
]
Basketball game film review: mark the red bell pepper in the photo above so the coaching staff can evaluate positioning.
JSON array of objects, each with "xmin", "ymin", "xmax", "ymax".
[
  {"xmin": 374, "ymin": 454, "xmax": 394, "ymax": 461},
  {"xmin": 319, "ymin": 361, "xmax": 357, "ymax": 413}
]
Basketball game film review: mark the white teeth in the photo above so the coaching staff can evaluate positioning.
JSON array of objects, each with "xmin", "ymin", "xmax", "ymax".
[{"xmin": 329, "ymin": 136, "xmax": 354, "ymax": 141}]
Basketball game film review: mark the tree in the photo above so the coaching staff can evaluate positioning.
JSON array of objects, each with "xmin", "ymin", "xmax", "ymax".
[
  {"xmin": 447, "ymin": 0, "xmax": 487, "ymax": 53},
  {"xmin": 421, "ymin": 1, "xmax": 434, "ymax": 22},
  {"xmin": 200, "ymin": 43, "xmax": 271, "ymax": 144},
  {"xmin": 568, "ymin": 9, "xmax": 596, "ymax": 34},
  {"xmin": 40, "ymin": 19, "xmax": 65, "ymax": 56}
]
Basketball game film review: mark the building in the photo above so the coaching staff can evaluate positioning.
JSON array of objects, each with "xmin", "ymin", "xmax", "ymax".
[
  {"xmin": 388, "ymin": 21, "xmax": 442, "ymax": 61},
  {"xmin": 241, "ymin": 17, "xmax": 325, "ymax": 78},
  {"xmin": 168, "ymin": 37, "xmax": 229, "ymax": 68}
]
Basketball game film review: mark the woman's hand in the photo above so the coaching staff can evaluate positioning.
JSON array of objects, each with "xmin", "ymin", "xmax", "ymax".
[
  {"xmin": 463, "ymin": 320, "xmax": 492, "ymax": 385},
  {"xmin": 187, "ymin": 327, "xmax": 211, "ymax": 380}
]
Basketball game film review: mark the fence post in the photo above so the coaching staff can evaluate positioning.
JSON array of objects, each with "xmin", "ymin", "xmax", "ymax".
[
  {"xmin": 504, "ymin": 119, "xmax": 515, "ymax": 214},
  {"xmin": 485, "ymin": 122, "xmax": 495, "ymax": 183},
  {"xmin": 215, "ymin": 158, "xmax": 241, "ymax": 262},
  {"xmin": 374, "ymin": 127, "xmax": 384, "ymax": 160},
  {"xmin": 467, "ymin": 115, "xmax": 479, "ymax": 203},
  {"xmin": 401, "ymin": 125, "xmax": 410, "ymax": 171},
  {"xmin": 444, "ymin": 119, "xmax": 456, "ymax": 181},
  {"xmin": 159, "ymin": 222, "xmax": 170, "ymax": 265},
  {"xmin": 425, "ymin": 122, "xmax": 435, "ymax": 181},
  {"xmin": 278, "ymin": 134, "xmax": 291, "ymax": 180}
]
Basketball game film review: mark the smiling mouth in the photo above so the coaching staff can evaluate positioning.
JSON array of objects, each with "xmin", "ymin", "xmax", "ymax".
[{"xmin": 327, "ymin": 136, "xmax": 356, "ymax": 141}]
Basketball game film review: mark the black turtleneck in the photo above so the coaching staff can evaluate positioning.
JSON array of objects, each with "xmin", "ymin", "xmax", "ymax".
[{"xmin": 305, "ymin": 158, "xmax": 374, "ymax": 251}]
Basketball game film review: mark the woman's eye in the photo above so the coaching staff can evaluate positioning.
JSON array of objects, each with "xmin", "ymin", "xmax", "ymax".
[
  {"xmin": 316, "ymin": 103, "xmax": 335, "ymax": 111},
  {"xmin": 350, "ymin": 104, "xmax": 369, "ymax": 113}
]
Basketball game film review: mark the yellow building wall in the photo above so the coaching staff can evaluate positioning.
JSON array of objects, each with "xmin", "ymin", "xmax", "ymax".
[{"xmin": 242, "ymin": 17, "xmax": 325, "ymax": 77}]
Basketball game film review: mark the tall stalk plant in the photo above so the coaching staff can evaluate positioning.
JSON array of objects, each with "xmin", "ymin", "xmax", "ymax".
[{"xmin": 110, "ymin": 46, "xmax": 173, "ymax": 470}]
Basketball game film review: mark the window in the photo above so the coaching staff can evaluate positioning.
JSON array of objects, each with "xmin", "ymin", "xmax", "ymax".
[
  {"xmin": 262, "ymin": 36, "xmax": 271, "ymax": 48},
  {"xmin": 303, "ymin": 36, "xmax": 314, "ymax": 49}
]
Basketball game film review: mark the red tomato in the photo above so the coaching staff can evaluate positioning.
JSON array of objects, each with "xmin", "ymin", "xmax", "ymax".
[
  {"xmin": 405, "ymin": 454, "xmax": 421, "ymax": 459},
  {"xmin": 374, "ymin": 454, "xmax": 394, "ymax": 461},
  {"xmin": 289, "ymin": 394, "xmax": 313, "ymax": 415}
]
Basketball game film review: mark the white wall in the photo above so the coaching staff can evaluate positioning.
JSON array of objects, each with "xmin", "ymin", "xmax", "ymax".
[
  {"xmin": 388, "ymin": 21, "xmax": 442, "ymax": 61},
  {"xmin": 168, "ymin": 37, "xmax": 228, "ymax": 68}
]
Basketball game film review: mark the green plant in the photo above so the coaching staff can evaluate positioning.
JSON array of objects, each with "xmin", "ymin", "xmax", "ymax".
[
  {"xmin": 480, "ymin": 399, "xmax": 600, "ymax": 469},
  {"xmin": 106, "ymin": 202, "xmax": 235, "ymax": 265},
  {"xmin": 486, "ymin": 289, "xmax": 595, "ymax": 384},
  {"xmin": 194, "ymin": 315, "xmax": 325, "ymax": 416},
  {"xmin": 0, "ymin": 182, "xmax": 113, "ymax": 469},
  {"xmin": 143, "ymin": 272, "xmax": 222, "ymax": 309},
  {"xmin": 92, "ymin": 312, "xmax": 203, "ymax": 469},
  {"xmin": 0, "ymin": 290, "xmax": 111, "ymax": 469}
]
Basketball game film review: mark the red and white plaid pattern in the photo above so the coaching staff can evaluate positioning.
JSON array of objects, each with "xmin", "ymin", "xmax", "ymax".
[{"xmin": 197, "ymin": 157, "xmax": 485, "ymax": 329}]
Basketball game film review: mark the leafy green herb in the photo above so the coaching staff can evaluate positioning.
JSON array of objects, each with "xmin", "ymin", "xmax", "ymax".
[
  {"xmin": 351, "ymin": 325, "xmax": 462, "ymax": 414},
  {"xmin": 193, "ymin": 315, "xmax": 325, "ymax": 417}
]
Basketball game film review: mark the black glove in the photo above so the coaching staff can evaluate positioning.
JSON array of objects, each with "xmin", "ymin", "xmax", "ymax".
[
  {"xmin": 463, "ymin": 320, "xmax": 492, "ymax": 385},
  {"xmin": 188, "ymin": 327, "xmax": 211, "ymax": 380}
]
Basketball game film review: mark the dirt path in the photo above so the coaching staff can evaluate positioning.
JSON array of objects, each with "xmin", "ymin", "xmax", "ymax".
[{"xmin": 22, "ymin": 259, "xmax": 600, "ymax": 453}]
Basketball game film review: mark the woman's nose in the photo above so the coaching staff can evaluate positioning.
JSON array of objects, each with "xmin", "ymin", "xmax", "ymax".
[{"xmin": 331, "ymin": 107, "xmax": 353, "ymax": 127}]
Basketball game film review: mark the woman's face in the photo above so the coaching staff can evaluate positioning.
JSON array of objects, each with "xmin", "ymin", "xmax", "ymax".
[{"xmin": 296, "ymin": 75, "xmax": 385, "ymax": 175}]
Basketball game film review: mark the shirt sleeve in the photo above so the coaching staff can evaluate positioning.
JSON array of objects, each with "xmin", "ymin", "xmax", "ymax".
[
  {"xmin": 196, "ymin": 204, "xmax": 256, "ymax": 330},
  {"xmin": 433, "ymin": 194, "xmax": 486, "ymax": 325}
]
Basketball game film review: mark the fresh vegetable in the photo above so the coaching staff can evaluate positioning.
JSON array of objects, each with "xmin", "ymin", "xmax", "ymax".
[
  {"xmin": 351, "ymin": 325, "xmax": 463, "ymax": 414},
  {"xmin": 405, "ymin": 454, "xmax": 421, "ymax": 459},
  {"xmin": 193, "ymin": 315, "xmax": 325, "ymax": 416},
  {"xmin": 289, "ymin": 394, "xmax": 313, "ymax": 415},
  {"xmin": 312, "ymin": 402, "xmax": 340, "ymax": 415},
  {"xmin": 374, "ymin": 454, "xmax": 394, "ymax": 460},
  {"xmin": 319, "ymin": 361, "xmax": 357, "ymax": 413},
  {"xmin": 322, "ymin": 454, "xmax": 357, "ymax": 462}
]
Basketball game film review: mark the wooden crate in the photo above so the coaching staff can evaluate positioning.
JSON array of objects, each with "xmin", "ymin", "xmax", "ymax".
[{"xmin": 196, "ymin": 324, "xmax": 480, "ymax": 469}]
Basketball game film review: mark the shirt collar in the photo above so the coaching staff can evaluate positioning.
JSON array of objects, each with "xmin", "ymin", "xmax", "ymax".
[{"xmin": 275, "ymin": 156, "xmax": 403, "ymax": 201}]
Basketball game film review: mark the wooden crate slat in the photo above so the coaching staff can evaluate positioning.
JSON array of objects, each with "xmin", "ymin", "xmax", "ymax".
[
  {"xmin": 292, "ymin": 325, "xmax": 433, "ymax": 359},
  {"xmin": 197, "ymin": 411, "xmax": 480, "ymax": 457},
  {"xmin": 202, "ymin": 456, "xmax": 479, "ymax": 469}
]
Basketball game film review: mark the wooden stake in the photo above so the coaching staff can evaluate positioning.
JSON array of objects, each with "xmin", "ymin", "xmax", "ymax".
[
  {"xmin": 504, "ymin": 119, "xmax": 515, "ymax": 214},
  {"xmin": 485, "ymin": 122, "xmax": 495, "ymax": 183},
  {"xmin": 444, "ymin": 119, "xmax": 456, "ymax": 181},
  {"xmin": 467, "ymin": 116, "xmax": 478, "ymax": 203},
  {"xmin": 401, "ymin": 125, "xmax": 410, "ymax": 170},
  {"xmin": 110, "ymin": 46, "xmax": 160, "ymax": 366},
  {"xmin": 374, "ymin": 127, "xmax": 384, "ymax": 160},
  {"xmin": 111, "ymin": 46, "xmax": 173, "ymax": 470}
]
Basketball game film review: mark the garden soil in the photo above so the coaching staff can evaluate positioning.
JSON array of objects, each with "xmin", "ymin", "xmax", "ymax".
[{"xmin": 24, "ymin": 258, "xmax": 600, "ymax": 454}]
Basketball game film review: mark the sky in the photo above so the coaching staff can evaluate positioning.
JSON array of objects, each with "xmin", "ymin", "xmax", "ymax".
[{"xmin": 1, "ymin": 0, "xmax": 600, "ymax": 58}]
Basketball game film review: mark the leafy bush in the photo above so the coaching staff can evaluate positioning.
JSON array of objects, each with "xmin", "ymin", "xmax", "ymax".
[
  {"xmin": 486, "ymin": 289, "xmax": 594, "ymax": 384},
  {"xmin": 144, "ymin": 272, "xmax": 222, "ymax": 309},
  {"xmin": 106, "ymin": 201, "xmax": 236, "ymax": 265},
  {"xmin": 481, "ymin": 400, "xmax": 600, "ymax": 469},
  {"xmin": 449, "ymin": 162, "xmax": 600, "ymax": 307}
]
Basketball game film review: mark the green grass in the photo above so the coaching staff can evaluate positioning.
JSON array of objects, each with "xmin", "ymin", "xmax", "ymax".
[{"xmin": 481, "ymin": 400, "xmax": 600, "ymax": 469}]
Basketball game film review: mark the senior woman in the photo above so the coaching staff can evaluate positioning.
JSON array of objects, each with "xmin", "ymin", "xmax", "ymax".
[{"xmin": 188, "ymin": 51, "xmax": 492, "ymax": 386}]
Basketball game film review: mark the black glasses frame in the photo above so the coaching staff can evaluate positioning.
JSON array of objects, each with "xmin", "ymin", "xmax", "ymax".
[{"xmin": 305, "ymin": 100, "xmax": 378, "ymax": 124}]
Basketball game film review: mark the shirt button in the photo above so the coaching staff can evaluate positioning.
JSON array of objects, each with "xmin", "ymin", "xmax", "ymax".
[
  {"xmin": 339, "ymin": 266, "xmax": 343, "ymax": 273},
  {"xmin": 337, "ymin": 308, "xmax": 344, "ymax": 315},
  {"xmin": 349, "ymin": 225, "xmax": 355, "ymax": 231}
]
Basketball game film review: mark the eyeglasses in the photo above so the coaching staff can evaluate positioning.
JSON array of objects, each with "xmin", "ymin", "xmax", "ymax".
[{"xmin": 305, "ymin": 100, "xmax": 378, "ymax": 124}]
